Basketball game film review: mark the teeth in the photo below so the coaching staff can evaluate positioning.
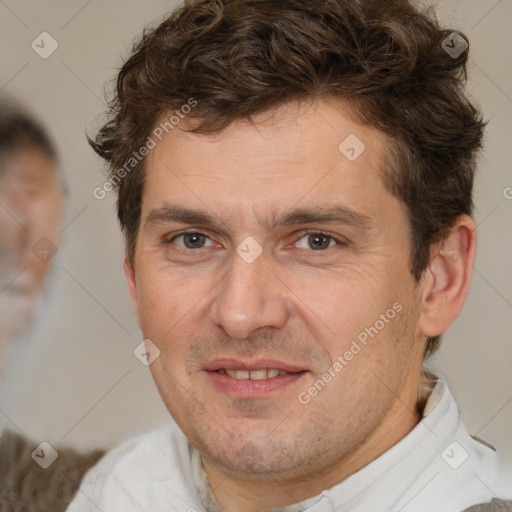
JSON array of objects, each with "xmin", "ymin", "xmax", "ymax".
[
  {"xmin": 250, "ymin": 369, "xmax": 268, "ymax": 380},
  {"xmin": 221, "ymin": 369, "xmax": 284, "ymax": 380}
]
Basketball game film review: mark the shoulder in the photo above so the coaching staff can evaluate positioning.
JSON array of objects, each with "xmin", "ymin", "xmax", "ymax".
[
  {"xmin": 67, "ymin": 425, "xmax": 201, "ymax": 512},
  {"xmin": 435, "ymin": 375, "xmax": 512, "ymax": 500},
  {"xmin": 423, "ymin": 427, "xmax": 512, "ymax": 511},
  {"xmin": 78, "ymin": 425, "xmax": 188, "ymax": 484},
  {"xmin": 463, "ymin": 499, "xmax": 512, "ymax": 511},
  {"xmin": 395, "ymin": 375, "xmax": 512, "ymax": 512}
]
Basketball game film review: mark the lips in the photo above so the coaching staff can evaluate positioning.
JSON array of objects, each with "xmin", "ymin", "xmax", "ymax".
[{"xmin": 203, "ymin": 358, "xmax": 308, "ymax": 398}]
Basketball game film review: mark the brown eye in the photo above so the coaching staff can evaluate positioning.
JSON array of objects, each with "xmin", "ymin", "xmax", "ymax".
[
  {"xmin": 308, "ymin": 234, "xmax": 331, "ymax": 250},
  {"xmin": 184, "ymin": 233, "xmax": 206, "ymax": 248}
]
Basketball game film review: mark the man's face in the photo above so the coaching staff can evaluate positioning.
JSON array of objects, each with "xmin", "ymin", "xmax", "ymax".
[
  {"xmin": 0, "ymin": 148, "xmax": 63, "ymax": 342},
  {"xmin": 127, "ymin": 99, "xmax": 426, "ymax": 483}
]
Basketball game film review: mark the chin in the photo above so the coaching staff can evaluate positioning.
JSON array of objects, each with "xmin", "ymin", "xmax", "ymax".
[{"xmin": 191, "ymin": 424, "xmax": 309, "ymax": 478}]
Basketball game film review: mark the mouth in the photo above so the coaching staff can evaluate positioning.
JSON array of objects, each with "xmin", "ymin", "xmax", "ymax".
[
  {"xmin": 216, "ymin": 368, "xmax": 292, "ymax": 379},
  {"xmin": 203, "ymin": 359, "xmax": 308, "ymax": 398}
]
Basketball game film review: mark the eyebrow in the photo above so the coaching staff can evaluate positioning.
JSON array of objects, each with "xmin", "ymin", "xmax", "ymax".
[
  {"xmin": 144, "ymin": 204, "xmax": 374, "ymax": 231},
  {"xmin": 269, "ymin": 205, "xmax": 373, "ymax": 231},
  {"xmin": 145, "ymin": 205, "xmax": 216, "ymax": 229}
]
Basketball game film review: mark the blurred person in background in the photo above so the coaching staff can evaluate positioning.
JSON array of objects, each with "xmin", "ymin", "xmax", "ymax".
[
  {"xmin": 0, "ymin": 98, "xmax": 63, "ymax": 359},
  {"xmin": 0, "ymin": 97, "xmax": 103, "ymax": 511}
]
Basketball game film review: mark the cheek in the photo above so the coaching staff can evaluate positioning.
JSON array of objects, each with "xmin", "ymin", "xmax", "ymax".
[
  {"xmin": 136, "ymin": 270, "xmax": 211, "ymax": 339},
  {"xmin": 284, "ymin": 266, "xmax": 392, "ymax": 341},
  {"xmin": 34, "ymin": 193, "xmax": 63, "ymax": 238},
  {"xmin": 0, "ymin": 211, "xmax": 24, "ymax": 255}
]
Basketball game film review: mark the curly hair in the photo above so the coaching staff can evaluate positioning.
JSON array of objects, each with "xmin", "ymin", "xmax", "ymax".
[{"xmin": 91, "ymin": 0, "xmax": 485, "ymax": 357}]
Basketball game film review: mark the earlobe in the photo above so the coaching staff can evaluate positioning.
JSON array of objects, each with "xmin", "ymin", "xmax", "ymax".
[
  {"xmin": 123, "ymin": 258, "xmax": 141, "ymax": 328},
  {"xmin": 418, "ymin": 215, "xmax": 477, "ymax": 338}
]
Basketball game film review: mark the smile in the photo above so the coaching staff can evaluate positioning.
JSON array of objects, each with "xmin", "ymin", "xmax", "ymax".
[
  {"xmin": 205, "ymin": 360, "xmax": 308, "ymax": 399},
  {"xmin": 216, "ymin": 369, "xmax": 290, "ymax": 380}
]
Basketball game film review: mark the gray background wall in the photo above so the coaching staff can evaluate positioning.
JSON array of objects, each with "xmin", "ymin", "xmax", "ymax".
[{"xmin": 0, "ymin": 0, "xmax": 510, "ymax": 458}]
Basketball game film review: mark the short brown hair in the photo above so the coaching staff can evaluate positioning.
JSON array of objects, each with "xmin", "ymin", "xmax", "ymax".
[{"xmin": 91, "ymin": 0, "xmax": 485, "ymax": 357}]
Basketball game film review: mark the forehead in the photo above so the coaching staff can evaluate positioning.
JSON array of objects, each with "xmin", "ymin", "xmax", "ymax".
[
  {"xmin": 142, "ymin": 98, "xmax": 395, "ymax": 225},
  {"xmin": 0, "ymin": 148, "xmax": 58, "ymax": 188}
]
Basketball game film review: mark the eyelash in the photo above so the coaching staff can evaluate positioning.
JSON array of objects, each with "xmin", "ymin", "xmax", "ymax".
[{"xmin": 165, "ymin": 230, "xmax": 346, "ymax": 251}]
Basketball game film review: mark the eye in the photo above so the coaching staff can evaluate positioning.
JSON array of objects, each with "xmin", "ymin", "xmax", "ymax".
[
  {"xmin": 172, "ymin": 232, "xmax": 214, "ymax": 249},
  {"xmin": 295, "ymin": 232, "xmax": 338, "ymax": 251}
]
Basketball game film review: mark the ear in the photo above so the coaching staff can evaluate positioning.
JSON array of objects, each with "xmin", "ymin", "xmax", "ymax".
[
  {"xmin": 418, "ymin": 214, "xmax": 477, "ymax": 338},
  {"xmin": 123, "ymin": 258, "xmax": 141, "ymax": 329}
]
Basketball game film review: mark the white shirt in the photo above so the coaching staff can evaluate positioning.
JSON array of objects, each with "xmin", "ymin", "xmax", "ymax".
[{"xmin": 67, "ymin": 375, "xmax": 512, "ymax": 512}]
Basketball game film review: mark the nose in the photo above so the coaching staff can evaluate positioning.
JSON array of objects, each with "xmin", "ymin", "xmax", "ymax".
[{"xmin": 209, "ymin": 251, "xmax": 290, "ymax": 340}]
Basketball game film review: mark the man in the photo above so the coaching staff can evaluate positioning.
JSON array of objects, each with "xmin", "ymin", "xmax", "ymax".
[
  {"xmin": 68, "ymin": 1, "xmax": 512, "ymax": 511},
  {"xmin": 0, "ymin": 98, "xmax": 104, "ymax": 511}
]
